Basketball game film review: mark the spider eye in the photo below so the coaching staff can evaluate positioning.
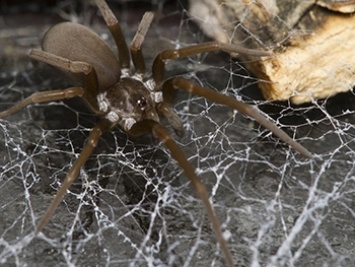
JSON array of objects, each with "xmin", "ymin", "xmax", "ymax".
[{"xmin": 137, "ymin": 97, "xmax": 147, "ymax": 110}]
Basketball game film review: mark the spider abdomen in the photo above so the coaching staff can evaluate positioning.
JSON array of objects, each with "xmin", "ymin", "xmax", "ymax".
[{"xmin": 42, "ymin": 22, "xmax": 121, "ymax": 91}]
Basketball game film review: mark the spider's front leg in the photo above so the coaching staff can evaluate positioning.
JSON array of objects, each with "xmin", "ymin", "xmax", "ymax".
[
  {"xmin": 163, "ymin": 77, "xmax": 313, "ymax": 158},
  {"xmin": 157, "ymin": 102, "xmax": 184, "ymax": 136},
  {"xmin": 128, "ymin": 120, "xmax": 235, "ymax": 267},
  {"xmin": 150, "ymin": 42, "xmax": 311, "ymax": 157},
  {"xmin": 36, "ymin": 119, "xmax": 114, "ymax": 233}
]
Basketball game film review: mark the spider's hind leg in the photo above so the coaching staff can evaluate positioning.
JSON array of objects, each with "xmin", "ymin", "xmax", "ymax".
[
  {"xmin": 0, "ymin": 87, "xmax": 84, "ymax": 119},
  {"xmin": 95, "ymin": 0, "xmax": 130, "ymax": 69},
  {"xmin": 29, "ymin": 49, "xmax": 100, "ymax": 112},
  {"xmin": 130, "ymin": 12, "xmax": 154, "ymax": 77}
]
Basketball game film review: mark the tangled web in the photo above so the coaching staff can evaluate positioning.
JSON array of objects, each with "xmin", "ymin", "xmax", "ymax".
[{"xmin": 1, "ymin": 1, "xmax": 355, "ymax": 266}]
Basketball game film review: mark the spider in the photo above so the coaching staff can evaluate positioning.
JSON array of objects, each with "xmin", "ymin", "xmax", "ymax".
[{"xmin": 0, "ymin": 0, "xmax": 312, "ymax": 266}]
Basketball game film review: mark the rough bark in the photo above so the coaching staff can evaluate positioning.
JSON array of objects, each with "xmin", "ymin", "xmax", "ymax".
[{"xmin": 189, "ymin": 0, "xmax": 355, "ymax": 103}]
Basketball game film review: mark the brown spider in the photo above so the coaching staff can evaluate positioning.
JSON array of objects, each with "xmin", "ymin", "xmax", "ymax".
[{"xmin": 0, "ymin": 0, "xmax": 312, "ymax": 266}]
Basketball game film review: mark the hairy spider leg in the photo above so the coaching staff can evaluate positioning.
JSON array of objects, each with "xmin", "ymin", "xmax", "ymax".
[
  {"xmin": 152, "ymin": 41, "xmax": 272, "ymax": 88},
  {"xmin": 163, "ymin": 77, "xmax": 313, "ymax": 158},
  {"xmin": 97, "ymin": 0, "xmax": 154, "ymax": 77},
  {"xmin": 150, "ymin": 44, "xmax": 312, "ymax": 157},
  {"xmin": 128, "ymin": 120, "xmax": 235, "ymax": 267},
  {"xmin": 36, "ymin": 119, "xmax": 114, "ymax": 233},
  {"xmin": 130, "ymin": 12, "xmax": 154, "ymax": 77},
  {"xmin": 157, "ymin": 102, "xmax": 184, "ymax": 136},
  {"xmin": 0, "ymin": 87, "xmax": 84, "ymax": 119},
  {"xmin": 0, "ymin": 47, "xmax": 117, "ymax": 231},
  {"xmin": 29, "ymin": 50, "xmax": 101, "ymax": 113},
  {"xmin": 1, "ymin": 48, "xmax": 113, "ymax": 232},
  {"xmin": 95, "ymin": 0, "xmax": 130, "ymax": 70}
]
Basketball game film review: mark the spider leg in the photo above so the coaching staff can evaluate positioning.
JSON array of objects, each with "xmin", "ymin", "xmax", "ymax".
[
  {"xmin": 157, "ymin": 83, "xmax": 184, "ymax": 135},
  {"xmin": 157, "ymin": 102, "xmax": 184, "ymax": 136},
  {"xmin": 0, "ymin": 87, "xmax": 84, "ymax": 119},
  {"xmin": 128, "ymin": 120, "xmax": 235, "ymax": 267},
  {"xmin": 36, "ymin": 119, "xmax": 113, "ymax": 233},
  {"xmin": 152, "ymin": 41, "xmax": 271, "ymax": 88},
  {"xmin": 130, "ymin": 12, "xmax": 154, "ymax": 77},
  {"xmin": 95, "ymin": 0, "xmax": 130, "ymax": 70},
  {"xmin": 29, "ymin": 49, "xmax": 100, "ymax": 112},
  {"xmin": 163, "ymin": 77, "xmax": 313, "ymax": 158}
]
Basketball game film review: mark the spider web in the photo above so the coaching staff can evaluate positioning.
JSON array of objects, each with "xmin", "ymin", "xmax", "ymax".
[{"xmin": 1, "ymin": 1, "xmax": 355, "ymax": 266}]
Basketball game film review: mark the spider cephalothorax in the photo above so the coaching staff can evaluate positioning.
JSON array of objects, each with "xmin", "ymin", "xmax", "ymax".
[
  {"xmin": 97, "ymin": 77, "xmax": 162, "ymax": 131},
  {"xmin": 0, "ymin": 1, "xmax": 312, "ymax": 266}
]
